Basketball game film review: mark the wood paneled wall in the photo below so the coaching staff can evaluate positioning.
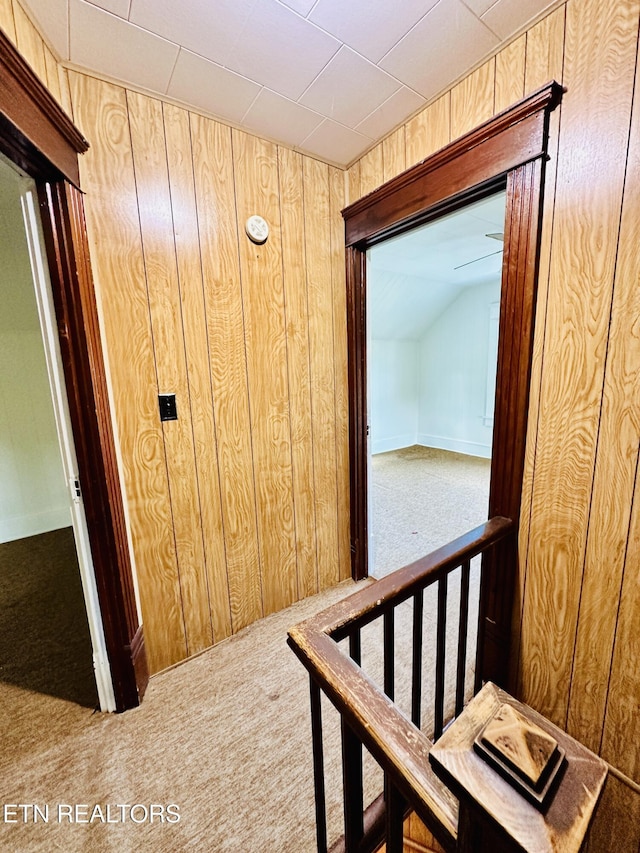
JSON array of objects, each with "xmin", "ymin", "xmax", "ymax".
[
  {"xmin": 0, "ymin": 0, "xmax": 72, "ymax": 115},
  {"xmin": 64, "ymin": 72, "xmax": 350, "ymax": 675},
  {"xmin": 348, "ymin": 1, "xmax": 640, "ymax": 846}
]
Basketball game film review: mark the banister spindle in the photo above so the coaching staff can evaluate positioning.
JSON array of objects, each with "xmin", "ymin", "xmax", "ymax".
[
  {"xmin": 434, "ymin": 574, "xmax": 448, "ymax": 739},
  {"xmin": 349, "ymin": 627, "xmax": 361, "ymax": 666},
  {"xmin": 309, "ymin": 677, "xmax": 328, "ymax": 853},
  {"xmin": 384, "ymin": 774, "xmax": 405, "ymax": 853},
  {"xmin": 412, "ymin": 590, "xmax": 424, "ymax": 728},
  {"xmin": 341, "ymin": 719, "xmax": 364, "ymax": 851},
  {"xmin": 383, "ymin": 610, "xmax": 395, "ymax": 701},
  {"xmin": 455, "ymin": 559, "xmax": 471, "ymax": 716}
]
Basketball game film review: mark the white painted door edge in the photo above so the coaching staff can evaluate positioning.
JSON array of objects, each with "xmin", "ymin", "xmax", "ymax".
[{"xmin": 21, "ymin": 185, "xmax": 116, "ymax": 713}]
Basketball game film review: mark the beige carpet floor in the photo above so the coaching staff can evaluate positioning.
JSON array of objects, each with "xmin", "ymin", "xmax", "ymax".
[
  {"xmin": 0, "ymin": 564, "xmax": 477, "ymax": 853},
  {"xmin": 370, "ymin": 446, "xmax": 491, "ymax": 580}
]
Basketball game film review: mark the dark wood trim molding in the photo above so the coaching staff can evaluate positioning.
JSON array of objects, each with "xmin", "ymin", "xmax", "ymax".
[
  {"xmin": 343, "ymin": 81, "xmax": 563, "ymax": 686},
  {"xmin": 39, "ymin": 182, "xmax": 147, "ymax": 709},
  {"xmin": 343, "ymin": 82, "xmax": 563, "ymax": 248},
  {"xmin": 0, "ymin": 30, "xmax": 145, "ymax": 709},
  {"xmin": 0, "ymin": 30, "xmax": 87, "ymax": 185}
]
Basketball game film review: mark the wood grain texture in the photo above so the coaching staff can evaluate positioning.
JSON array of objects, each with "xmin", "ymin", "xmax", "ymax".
[
  {"xmin": 0, "ymin": 0, "xmax": 16, "ymax": 43},
  {"xmin": 429, "ymin": 683, "xmax": 607, "ymax": 853},
  {"xmin": 524, "ymin": 4, "xmax": 566, "ymax": 94},
  {"xmin": 57, "ymin": 66, "xmax": 73, "ymax": 118},
  {"xmin": 69, "ymin": 72, "xmax": 186, "ymax": 673},
  {"xmin": 189, "ymin": 113, "xmax": 262, "ymax": 633},
  {"xmin": 278, "ymin": 146, "xmax": 318, "ymax": 599},
  {"xmin": 600, "ymin": 454, "xmax": 640, "ymax": 781},
  {"xmin": 518, "ymin": 0, "xmax": 640, "ymax": 725},
  {"xmin": 232, "ymin": 129, "xmax": 297, "ymax": 617},
  {"xmin": 494, "ymin": 36, "xmax": 525, "ymax": 115},
  {"xmin": 12, "ymin": 0, "xmax": 45, "ymax": 83},
  {"xmin": 359, "ymin": 142, "xmax": 384, "ymax": 197},
  {"xmin": 512, "ymin": 2, "xmax": 566, "ymax": 693},
  {"xmin": 567, "ymin": 36, "xmax": 640, "ymax": 754},
  {"xmin": 127, "ymin": 90, "xmax": 214, "ymax": 658},
  {"xmin": 329, "ymin": 164, "xmax": 350, "ymax": 582},
  {"xmin": 43, "ymin": 44, "xmax": 61, "ymax": 104},
  {"xmin": 450, "ymin": 58, "xmax": 495, "ymax": 140},
  {"xmin": 405, "ymin": 94, "xmax": 450, "ymax": 170},
  {"xmin": 347, "ymin": 160, "xmax": 361, "ymax": 204},
  {"xmin": 383, "ymin": 126, "xmax": 406, "ymax": 182},
  {"xmin": 163, "ymin": 101, "xmax": 231, "ymax": 645},
  {"xmin": 303, "ymin": 156, "xmax": 340, "ymax": 590}
]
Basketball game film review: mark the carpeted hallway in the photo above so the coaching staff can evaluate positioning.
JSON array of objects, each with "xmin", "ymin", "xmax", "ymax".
[
  {"xmin": 370, "ymin": 445, "xmax": 491, "ymax": 579},
  {"xmin": 0, "ymin": 453, "xmax": 488, "ymax": 852}
]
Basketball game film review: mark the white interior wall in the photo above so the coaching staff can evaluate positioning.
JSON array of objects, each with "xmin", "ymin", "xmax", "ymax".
[
  {"xmin": 0, "ymin": 167, "xmax": 70, "ymax": 543},
  {"xmin": 370, "ymin": 281, "xmax": 500, "ymax": 459},
  {"xmin": 370, "ymin": 338, "xmax": 419, "ymax": 453},
  {"xmin": 418, "ymin": 282, "xmax": 499, "ymax": 458}
]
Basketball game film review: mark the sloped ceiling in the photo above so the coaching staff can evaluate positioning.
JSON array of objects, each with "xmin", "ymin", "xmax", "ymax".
[
  {"xmin": 21, "ymin": 0, "xmax": 558, "ymax": 167},
  {"xmin": 369, "ymin": 191, "xmax": 505, "ymax": 340}
]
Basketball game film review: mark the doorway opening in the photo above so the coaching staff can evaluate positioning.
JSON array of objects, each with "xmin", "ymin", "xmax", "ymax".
[
  {"xmin": 367, "ymin": 191, "xmax": 506, "ymax": 579},
  {"xmin": 0, "ymin": 152, "xmax": 111, "ymax": 709}
]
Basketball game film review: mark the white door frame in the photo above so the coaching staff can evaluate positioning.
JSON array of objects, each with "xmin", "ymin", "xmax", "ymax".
[{"xmin": 20, "ymin": 184, "xmax": 116, "ymax": 712}]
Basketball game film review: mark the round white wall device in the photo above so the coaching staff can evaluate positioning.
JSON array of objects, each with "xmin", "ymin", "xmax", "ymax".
[{"xmin": 245, "ymin": 214, "xmax": 269, "ymax": 244}]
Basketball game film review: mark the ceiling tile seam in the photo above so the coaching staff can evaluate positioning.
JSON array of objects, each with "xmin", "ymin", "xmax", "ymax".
[
  {"xmin": 66, "ymin": 0, "xmax": 71, "ymax": 61},
  {"xmin": 163, "ymin": 45, "xmax": 183, "ymax": 97},
  {"xmin": 375, "ymin": 0, "xmax": 449, "ymax": 67},
  {"xmin": 354, "ymin": 88, "xmax": 417, "ymax": 135},
  {"xmin": 238, "ymin": 87, "xmax": 265, "ymax": 126},
  {"xmin": 457, "ymin": 0, "xmax": 502, "ymax": 39}
]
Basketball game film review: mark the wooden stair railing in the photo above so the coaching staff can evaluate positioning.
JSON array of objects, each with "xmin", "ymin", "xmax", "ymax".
[{"xmin": 288, "ymin": 516, "xmax": 516, "ymax": 853}]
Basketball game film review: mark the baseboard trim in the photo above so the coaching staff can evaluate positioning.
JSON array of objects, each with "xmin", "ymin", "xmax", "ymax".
[
  {"xmin": 0, "ymin": 508, "xmax": 72, "ymax": 543},
  {"xmin": 372, "ymin": 434, "xmax": 417, "ymax": 454},
  {"xmin": 416, "ymin": 434, "xmax": 491, "ymax": 459},
  {"xmin": 129, "ymin": 624, "xmax": 149, "ymax": 703},
  {"xmin": 608, "ymin": 762, "xmax": 640, "ymax": 795}
]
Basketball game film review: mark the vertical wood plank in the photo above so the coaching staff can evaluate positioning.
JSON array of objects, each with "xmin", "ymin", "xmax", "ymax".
[
  {"xmin": 12, "ymin": 1, "xmax": 46, "ymax": 82},
  {"xmin": 382, "ymin": 126, "xmax": 406, "ymax": 182},
  {"xmin": 450, "ymin": 58, "xmax": 495, "ymax": 139},
  {"xmin": 304, "ymin": 156, "xmax": 340, "ymax": 589},
  {"xmin": 127, "ymin": 90, "xmax": 213, "ymax": 658},
  {"xmin": 163, "ymin": 101, "xmax": 232, "ymax": 644},
  {"xmin": 567, "ymin": 39, "xmax": 640, "ymax": 752},
  {"xmin": 0, "ymin": 0, "xmax": 16, "ymax": 45},
  {"xmin": 494, "ymin": 35, "xmax": 525, "ymax": 114},
  {"xmin": 599, "ymin": 452, "xmax": 640, "ymax": 780},
  {"xmin": 232, "ymin": 130, "xmax": 297, "ymax": 616},
  {"xmin": 347, "ymin": 160, "xmax": 361, "ymax": 205},
  {"xmin": 359, "ymin": 142, "xmax": 384, "ymax": 196},
  {"xmin": 518, "ymin": 0, "xmax": 640, "ymax": 725},
  {"xmin": 405, "ymin": 93, "xmax": 450, "ymax": 169},
  {"xmin": 69, "ymin": 72, "xmax": 186, "ymax": 673},
  {"xmin": 190, "ymin": 112, "xmax": 262, "ymax": 632},
  {"xmin": 43, "ymin": 44, "xmax": 61, "ymax": 104},
  {"xmin": 58, "ymin": 66, "xmax": 73, "ymax": 118},
  {"xmin": 329, "ymin": 164, "xmax": 351, "ymax": 581},
  {"xmin": 524, "ymin": 5, "xmax": 567, "ymax": 94},
  {"xmin": 278, "ymin": 147, "xmax": 318, "ymax": 598},
  {"xmin": 511, "ymin": 2, "xmax": 566, "ymax": 691}
]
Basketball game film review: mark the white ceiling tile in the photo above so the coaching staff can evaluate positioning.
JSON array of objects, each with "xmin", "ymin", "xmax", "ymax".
[
  {"xmin": 129, "ymin": 0, "xmax": 255, "ymax": 68},
  {"xmin": 299, "ymin": 119, "xmax": 371, "ymax": 166},
  {"xmin": 85, "ymin": 0, "xmax": 130, "ymax": 17},
  {"xmin": 225, "ymin": 0, "xmax": 341, "ymax": 100},
  {"xmin": 277, "ymin": 0, "xmax": 317, "ymax": 15},
  {"xmin": 309, "ymin": 0, "xmax": 439, "ymax": 63},
  {"xmin": 356, "ymin": 87, "xmax": 425, "ymax": 140},
  {"xmin": 167, "ymin": 49, "xmax": 261, "ymax": 124},
  {"xmin": 461, "ymin": 0, "xmax": 497, "ymax": 15},
  {"xmin": 380, "ymin": 0, "xmax": 498, "ymax": 100},
  {"xmin": 481, "ymin": 0, "xmax": 556, "ymax": 40},
  {"xmin": 299, "ymin": 47, "xmax": 399, "ymax": 128},
  {"xmin": 70, "ymin": 0, "xmax": 180, "ymax": 92},
  {"xmin": 19, "ymin": 0, "xmax": 69, "ymax": 59},
  {"xmin": 241, "ymin": 89, "xmax": 323, "ymax": 146}
]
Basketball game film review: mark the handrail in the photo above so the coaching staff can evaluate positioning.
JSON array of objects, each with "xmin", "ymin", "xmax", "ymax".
[{"xmin": 288, "ymin": 516, "xmax": 515, "ymax": 852}]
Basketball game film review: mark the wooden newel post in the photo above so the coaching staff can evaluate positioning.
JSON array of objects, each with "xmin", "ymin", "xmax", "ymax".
[{"xmin": 429, "ymin": 683, "xmax": 607, "ymax": 853}]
